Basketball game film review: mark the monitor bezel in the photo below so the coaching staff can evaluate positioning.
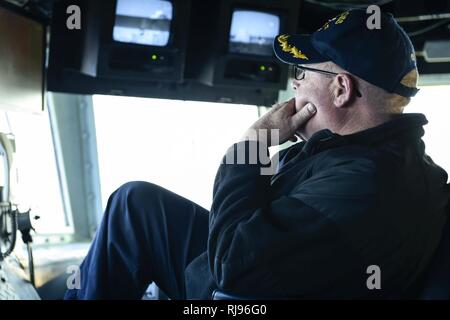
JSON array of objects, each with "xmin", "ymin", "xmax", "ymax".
[{"xmin": 97, "ymin": 0, "xmax": 190, "ymax": 83}]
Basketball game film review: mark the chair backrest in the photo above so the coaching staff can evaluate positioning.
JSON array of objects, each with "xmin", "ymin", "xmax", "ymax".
[
  {"xmin": 419, "ymin": 213, "xmax": 450, "ymax": 299},
  {"xmin": 213, "ymin": 212, "xmax": 450, "ymax": 300}
]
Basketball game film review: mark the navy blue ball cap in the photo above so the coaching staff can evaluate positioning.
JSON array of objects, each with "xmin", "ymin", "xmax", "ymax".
[{"xmin": 274, "ymin": 9, "xmax": 419, "ymax": 98}]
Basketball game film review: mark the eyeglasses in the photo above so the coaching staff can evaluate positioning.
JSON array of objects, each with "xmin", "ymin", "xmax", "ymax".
[
  {"xmin": 294, "ymin": 65, "xmax": 362, "ymax": 98},
  {"xmin": 294, "ymin": 65, "xmax": 338, "ymax": 81}
]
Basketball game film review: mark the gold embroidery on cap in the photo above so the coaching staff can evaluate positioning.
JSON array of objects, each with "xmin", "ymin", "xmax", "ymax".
[
  {"xmin": 318, "ymin": 11, "xmax": 350, "ymax": 31},
  {"xmin": 277, "ymin": 35, "xmax": 309, "ymax": 60},
  {"xmin": 336, "ymin": 11, "xmax": 349, "ymax": 24},
  {"xmin": 322, "ymin": 22, "xmax": 330, "ymax": 31}
]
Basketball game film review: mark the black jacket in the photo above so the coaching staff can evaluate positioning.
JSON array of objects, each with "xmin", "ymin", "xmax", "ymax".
[{"xmin": 185, "ymin": 113, "xmax": 450, "ymax": 299}]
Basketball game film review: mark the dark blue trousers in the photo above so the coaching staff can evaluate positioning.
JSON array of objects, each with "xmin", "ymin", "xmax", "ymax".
[{"xmin": 64, "ymin": 181, "xmax": 210, "ymax": 300}]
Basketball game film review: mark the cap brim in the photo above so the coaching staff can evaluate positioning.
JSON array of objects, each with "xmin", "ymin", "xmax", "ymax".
[{"xmin": 273, "ymin": 34, "xmax": 327, "ymax": 65}]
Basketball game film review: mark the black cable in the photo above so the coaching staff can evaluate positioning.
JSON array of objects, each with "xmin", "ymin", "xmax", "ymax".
[
  {"xmin": 0, "ymin": 206, "xmax": 36, "ymax": 286},
  {"xmin": 26, "ymin": 243, "xmax": 35, "ymax": 287},
  {"xmin": 397, "ymin": 13, "xmax": 450, "ymax": 23},
  {"xmin": 407, "ymin": 19, "xmax": 450, "ymax": 37},
  {"xmin": 16, "ymin": 209, "xmax": 36, "ymax": 287},
  {"xmin": 304, "ymin": 0, "xmax": 394, "ymax": 11},
  {"xmin": 0, "ymin": 205, "xmax": 17, "ymax": 260},
  {"xmin": 21, "ymin": 0, "xmax": 30, "ymax": 8}
]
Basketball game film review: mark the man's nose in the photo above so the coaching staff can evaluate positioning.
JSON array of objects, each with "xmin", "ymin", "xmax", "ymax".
[{"xmin": 292, "ymin": 79, "xmax": 301, "ymax": 90}]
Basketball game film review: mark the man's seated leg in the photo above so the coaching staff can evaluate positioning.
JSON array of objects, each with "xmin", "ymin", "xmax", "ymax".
[{"xmin": 64, "ymin": 181, "xmax": 209, "ymax": 300}]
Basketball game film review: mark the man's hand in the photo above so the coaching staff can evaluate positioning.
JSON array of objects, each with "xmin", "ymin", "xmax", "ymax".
[{"xmin": 241, "ymin": 99, "xmax": 317, "ymax": 147}]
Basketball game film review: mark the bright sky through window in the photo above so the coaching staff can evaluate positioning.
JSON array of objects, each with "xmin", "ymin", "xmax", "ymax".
[
  {"xmin": 93, "ymin": 96, "xmax": 260, "ymax": 210},
  {"xmin": 405, "ymin": 85, "xmax": 450, "ymax": 182}
]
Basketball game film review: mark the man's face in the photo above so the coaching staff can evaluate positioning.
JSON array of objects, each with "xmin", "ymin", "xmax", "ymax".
[{"xmin": 292, "ymin": 62, "xmax": 335, "ymax": 140}]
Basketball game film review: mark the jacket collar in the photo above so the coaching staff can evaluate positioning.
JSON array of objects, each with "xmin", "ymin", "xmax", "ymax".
[{"xmin": 302, "ymin": 113, "xmax": 428, "ymax": 156}]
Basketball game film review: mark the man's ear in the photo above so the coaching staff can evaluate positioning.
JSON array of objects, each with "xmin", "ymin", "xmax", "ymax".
[{"xmin": 331, "ymin": 73, "xmax": 356, "ymax": 108}]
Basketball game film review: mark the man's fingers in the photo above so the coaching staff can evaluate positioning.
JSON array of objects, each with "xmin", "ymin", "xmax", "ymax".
[
  {"xmin": 291, "ymin": 103, "xmax": 316, "ymax": 127},
  {"xmin": 271, "ymin": 102, "xmax": 284, "ymax": 111}
]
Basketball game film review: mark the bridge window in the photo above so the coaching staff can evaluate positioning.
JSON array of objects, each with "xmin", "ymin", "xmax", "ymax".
[
  {"xmin": 1, "ymin": 110, "xmax": 71, "ymax": 235},
  {"xmin": 93, "ymin": 96, "xmax": 260, "ymax": 210},
  {"xmin": 406, "ymin": 85, "xmax": 450, "ymax": 181}
]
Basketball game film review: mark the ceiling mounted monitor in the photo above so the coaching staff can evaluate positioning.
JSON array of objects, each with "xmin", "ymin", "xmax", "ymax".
[{"xmin": 188, "ymin": 0, "xmax": 300, "ymax": 90}]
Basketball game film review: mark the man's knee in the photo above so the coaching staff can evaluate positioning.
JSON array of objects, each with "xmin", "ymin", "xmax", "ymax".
[
  {"xmin": 116, "ymin": 181, "xmax": 160, "ymax": 197},
  {"xmin": 107, "ymin": 181, "xmax": 165, "ymax": 220},
  {"xmin": 115, "ymin": 181, "xmax": 165, "ymax": 204}
]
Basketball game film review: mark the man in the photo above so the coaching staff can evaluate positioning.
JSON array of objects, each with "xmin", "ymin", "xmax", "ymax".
[{"xmin": 65, "ymin": 9, "xmax": 449, "ymax": 299}]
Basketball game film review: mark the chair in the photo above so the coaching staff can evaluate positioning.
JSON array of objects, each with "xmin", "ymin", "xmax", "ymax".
[
  {"xmin": 419, "ymin": 215, "xmax": 450, "ymax": 299},
  {"xmin": 213, "ymin": 215, "xmax": 450, "ymax": 300}
]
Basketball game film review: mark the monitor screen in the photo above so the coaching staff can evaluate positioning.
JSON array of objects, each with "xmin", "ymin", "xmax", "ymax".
[
  {"xmin": 113, "ymin": 0, "xmax": 173, "ymax": 46},
  {"xmin": 0, "ymin": 6, "xmax": 44, "ymax": 113},
  {"xmin": 229, "ymin": 10, "xmax": 280, "ymax": 56}
]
